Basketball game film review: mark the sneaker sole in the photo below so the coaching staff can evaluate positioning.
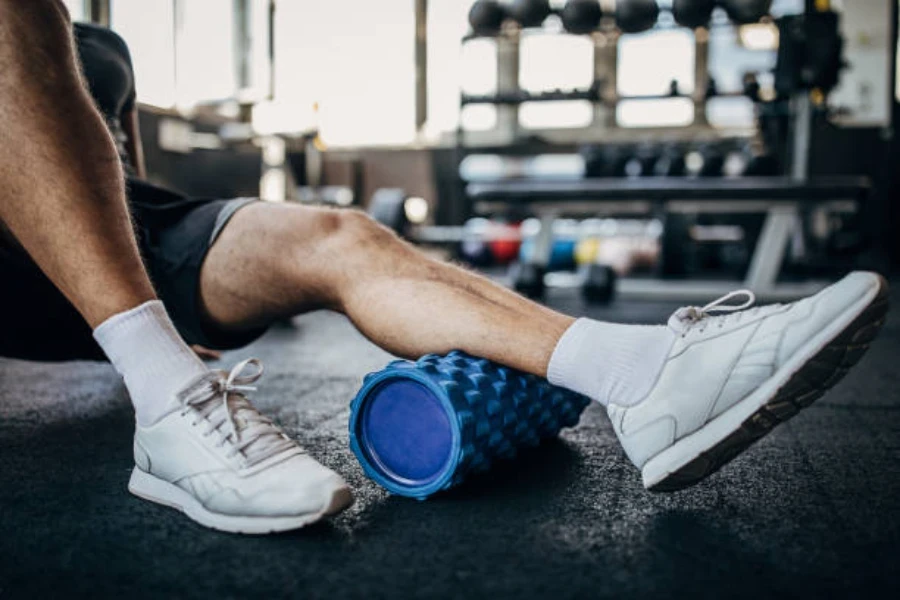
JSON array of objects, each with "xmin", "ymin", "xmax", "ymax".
[
  {"xmin": 128, "ymin": 467, "xmax": 354, "ymax": 534},
  {"xmin": 643, "ymin": 275, "xmax": 890, "ymax": 492}
]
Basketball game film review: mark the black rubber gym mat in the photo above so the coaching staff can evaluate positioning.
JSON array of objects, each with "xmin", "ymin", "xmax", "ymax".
[{"xmin": 1, "ymin": 288, "xmax": 898, "ymax": 599}]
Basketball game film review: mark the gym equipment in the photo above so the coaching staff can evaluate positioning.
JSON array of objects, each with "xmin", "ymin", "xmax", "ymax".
[
  {"xmin": 508, "ymin": 0, "xmax": 552, "ymax": 28},
  {"xmin": 510, "ymin": 262, "xmax": 546, "ymax": 298},
  {"xmin": 582, "ymin": 145, "xmax": 631, "ymax": 178},
  {"xmin": 775, "ymin": 10, "xmax": 844, "ymax": 95},
  {"xmin": 582, "ymin": 264, "xmax": 617, "ymax": 303},
  {"xmin": 459, "ymin": 218, "xmax": 495, "ymax": 266},
  {"xmin": 561, "ymin": 0, "xmax": 603, "ymax": 35},
  {"xmin": 655, "ymin": 146, "xmax": 687, "ymax": 177},
  {"xmin": 720, "ymin": 0, "xmax": 772, "ymax": 25},
  {"xmin": 575, "ymin": 237, "xmax": 602, "ymax": 266},
  {"xmin": 744, "ymin": 151, "xmax": 780, "ymax": 176},
  {"xmin": 368, "ymin": 188, "xmax": 409, "ymax": 235},
  {"xmin": 348, "ymin": 351, "xmax": 591, "ymax": 499},
  {"xmin": 686, "ymin": 145, "xmax": 725, "ymax": 178},
  {"xmin": 634, "ymin": 146, "xmax": 662, "ymax": 178},
  {"xmin": 488, "ymin": 222, "xmax": 522, "ymax": 264},
  {"xmin": 468, "ymin": 0, "xmax": 507, "ymax": 35},
  {"xmin": 672, "ymin": 0, "xmax": 715, "ymax": 29},
  {"xmin": 519, "ymin": 238, "xmax": 577, "ymax": 271},
  {"xmin": 615, "ymin": 0, "xmax": 660, "ymax": 34}
]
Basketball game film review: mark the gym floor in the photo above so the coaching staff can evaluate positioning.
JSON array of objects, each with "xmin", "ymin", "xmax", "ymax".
[{"xmin": 1, "ymin": 282, "xmax": 898, "ymax": 599}]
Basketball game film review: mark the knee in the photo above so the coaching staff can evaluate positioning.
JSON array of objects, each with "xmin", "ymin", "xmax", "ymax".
[{"xmin": 323, "ymin": 209, "xmax": 399, "ymax": 252}]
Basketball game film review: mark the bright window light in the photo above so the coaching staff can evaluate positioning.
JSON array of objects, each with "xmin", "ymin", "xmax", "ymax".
[
  {"xmin": 175, "ymin": 0, "xmax": 237, "ymax": 108},
  {"xmin": 706, "ymin": 96, "xmax": 756, "ymax": 129},
  {"xmin": 273, "ymin": 0, "xmax": 416, "ymax": 147},
  {"xmin": 616, "ymin": 98, "xmax": 694, "ymax": 128},
  {"xmin": 519, "ymin": 31, "xmax": 593, "ymax": 93},
  {"xmin": 738, "ymin": 23, "xmax": 779, "ymax": 51},
  {"xmin": 519, "ymin": 100, "xmax": 593, "ymax": 129},
  {"xmin": 111, "ymin": 0, "xmax": 176, "ymax": 108},
  {"xmin": 460, "ymin": 104, "xmax": 498, "ymax": 131},
  {"xmin": 708, "ymin": 25, "xmax": 777, "ymax": 93},
  {"xmin": 460, "ymin": 39, "xmax": 499, "ymax": 96},
  {"xmin": 617, "ymin": 29, "xmax": 695, "ymax": 97},
  {"xmin": 426, "ymin": 0, "xmax": 483, "ymax": 136},
  {"xmin": 60, "ymin": 0, "xmax": 85, "ymax": 21}
]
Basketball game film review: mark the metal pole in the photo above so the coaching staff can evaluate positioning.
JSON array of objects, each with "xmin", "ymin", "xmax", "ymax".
[
  {"xmin": 693, "ymin": 27, "xmax": 710, "ymax": 127},
  {"xmin": 88, "ymin": 0, "xmax": 110, "ymax": 26},
  {"xmin": 496, "ymin": 31, "xmax": 520, "ymax": 140},
  {"xmin": 415, "ymin": 0, "xmax": 428, "ymax": 133}
]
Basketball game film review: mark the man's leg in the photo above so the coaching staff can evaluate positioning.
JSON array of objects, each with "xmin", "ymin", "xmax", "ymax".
[
  {"xmin": 0, "ymin": 2, "xmax": 350, "ymax": 531},
  {"xmin": 0, "ymin": 0, "xmax": 155, "ymax": 325},
  {"xmin": 201, "ymin": 203, "xmax": 672, "ymax": 402},
  {"xmin": 201, "ymin": 203, "xmax": 887, "ymax": 490}
]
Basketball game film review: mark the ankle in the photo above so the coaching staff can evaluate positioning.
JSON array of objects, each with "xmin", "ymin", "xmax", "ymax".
[
  {"xmin": 547, "ymin": 318, "xmax": 675, "ymax": 406},
  {"xmin": 94, "ymin": 300, "xmax": 208, "ymax": 426}
]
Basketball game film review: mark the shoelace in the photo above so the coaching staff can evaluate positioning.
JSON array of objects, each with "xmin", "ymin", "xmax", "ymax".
[
  {"xmin": 177, "ymin": 358, "xmax": 298, "ymax": 466},
  {"xmin": 673, "ymin": 289, "xmax": 763, "ymax": 335}
]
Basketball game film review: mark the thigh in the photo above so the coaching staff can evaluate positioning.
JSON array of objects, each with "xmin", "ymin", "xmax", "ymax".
[
  {"xmin": 137, "ymin": 195, "xmax": 268, "ymax": 351},
  {"xmin": 198, "ymin": 201, "xmax": 349, "ymax": 333}
]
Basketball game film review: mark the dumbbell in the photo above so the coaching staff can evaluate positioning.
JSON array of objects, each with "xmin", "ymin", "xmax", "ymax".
[
  {"xmin": 743, "ymin": 150, "xmax": 780, "ymax": 176},
  {"xmin": 616, "ymin": 0, "xmax": 660, "ymax": 34},
  {"xmin": 508, "ymin": 0, "xmax": 552, "ymax": 28},
  {"xmin": 519, "ymin": 238, "xmax": 578, "ymax": 271},
  {"xmin": 581, "ymin": 145, "xmax": 631, "ymax": 179},
  {"xmin": 655, "ymin": 146, "xmax": 687, "ymax": 177},
  {"xmin": 468, "ymin": 0, "xmax": 508, "ymax": 36},
  {"xmin": 459, "ymin": 218, "xmax": 495, "ymax": 266},
  {"xmin": 349, "ymin": 351, "xmax": 591, "ymax": 499},
  {"xmin": 561, "ymin": 0, "xmax": 603, "ymax": 35},
  {"xmin": 672, "ymin": 0, "xmax": 716, "ymax": 29},
  {"xmin": 488, "ymin": 222, "xmax": 522, "ymax": 265},
  {"xmin": 510, "ymin": 261, "xmax": 546, "ymax": 299},
  {"xmin": 720, "ymin": 0, "xmax": 772, "ymax": 25},
  {"xmin": 582, "ymin": 263, "xmax": 617, "ymax": 304},
  {"xmin": 686, "ymin": 145, "xmax": 725, "ymax": 177}
]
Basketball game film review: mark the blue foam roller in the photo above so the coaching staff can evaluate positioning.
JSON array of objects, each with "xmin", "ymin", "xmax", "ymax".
[{"xmin": 349, "ymin": 350, "xmax": 591, "ymax": 499}]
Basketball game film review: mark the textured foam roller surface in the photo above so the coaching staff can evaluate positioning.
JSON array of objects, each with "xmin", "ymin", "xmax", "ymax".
[{"xmin": 349, "ymin": 350, "xmax": 591, "ymax": 499}]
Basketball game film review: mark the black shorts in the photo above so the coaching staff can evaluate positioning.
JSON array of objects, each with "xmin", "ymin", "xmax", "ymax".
[{"xmin": 0, "ymin": 180, "xmax": 264, "ymax": 362}]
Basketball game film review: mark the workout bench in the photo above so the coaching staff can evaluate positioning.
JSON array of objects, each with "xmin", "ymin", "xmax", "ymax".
[{"xmin": 467, "ymin": 176, "xmax": 870, "ymax": 302}]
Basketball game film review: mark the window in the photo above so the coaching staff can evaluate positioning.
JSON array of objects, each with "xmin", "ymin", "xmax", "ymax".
[
  {"xmin": 518, "ymin": 29, "xmax": 593, "ymax": 129},
  {"xmin": 707, "ymin": 23, "xmax": 776, "ymax": 95},
  {"xmin": 617, "ymin": 98, "xmax": 694, "ymax": 127},
  {"xmin": 111, "ymin": 0, "xmax": 177, "ymax": 108},
  {"xmin": 272, "ymin": 0, "xmax": 416, "ymax": 147},
  {"xmin": 617, "ymin": 28, "xmax": 695, "ymax": 127},
  {"xmin": 111, "ymin": 0, "xmax": 267, "ymax": 109},
  {"xmin": 174, "ymin": 0, "xmax": 238, "ymax": 106},
  {"xmin": 60, "ymin": 0, "xmax": 85, "ymax": 22},
  {"xmin": 425, "ymin": 0, "xmax": 501, "ymax": 135},
  {"xmin": 519, "ymin": 30, "xmax": 593, "ymax": 93},
  {"xmin": 706, "ymin": 96, "xmax": 756, "ymax": 129}
]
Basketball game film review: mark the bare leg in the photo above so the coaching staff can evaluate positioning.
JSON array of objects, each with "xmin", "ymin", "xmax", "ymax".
[
  {"xmin": 201, "ymin": 204, "xmax": 574, "ymax": 377},
  {"xmin": 0, "ymin": 0, "xmax": 155, "ymax": 327}
]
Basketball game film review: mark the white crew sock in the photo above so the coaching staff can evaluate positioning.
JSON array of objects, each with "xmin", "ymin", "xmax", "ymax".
[
  {"xmin": 93, "ymin": 300, "xmax": 209, "ymax": 426},
  {"xmin": 547, "ymin": 318, "xmax": 676, "ymax": 407}
]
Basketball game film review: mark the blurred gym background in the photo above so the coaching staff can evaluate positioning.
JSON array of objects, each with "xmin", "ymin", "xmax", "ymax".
[
  {"xmin": 58, "ymin": 0, "xmax": 898, "ymax": 305},
  {"xmin": 2, "ymin": 3, "xmax": 897, "ymax": 597}
]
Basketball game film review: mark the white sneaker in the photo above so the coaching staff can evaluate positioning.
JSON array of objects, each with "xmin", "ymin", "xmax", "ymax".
[
  {"xmin": 608, "ymin": 272, "xmax": 889, "ymax": 492},
  {"xmin": 127, "ymin": 358, "xmax": 353, "ymax": 534}
]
